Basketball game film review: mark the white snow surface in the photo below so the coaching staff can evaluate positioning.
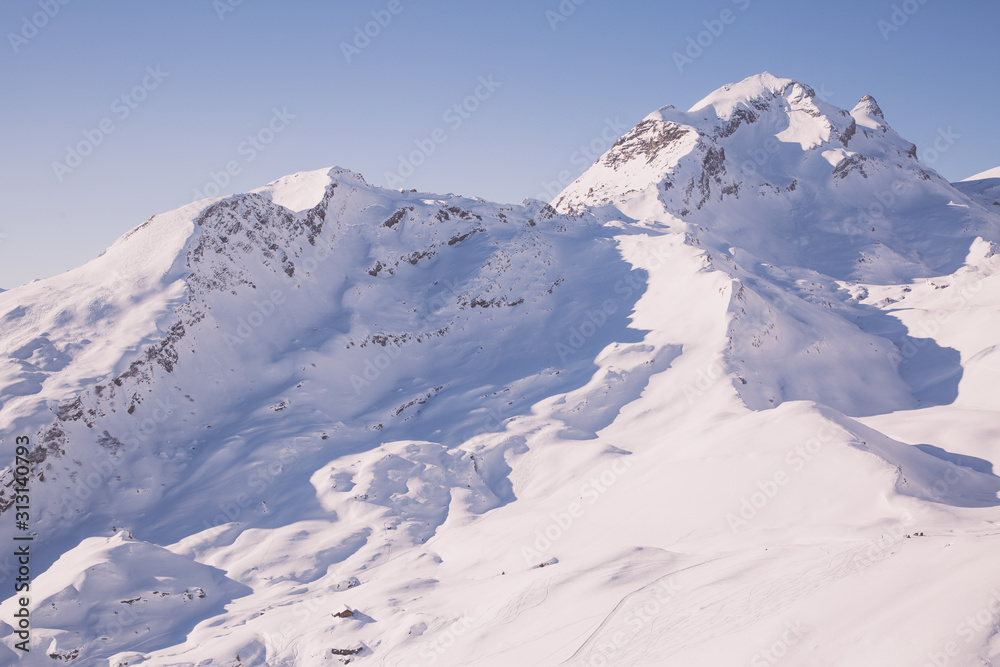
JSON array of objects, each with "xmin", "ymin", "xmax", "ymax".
[
  {"xmin": 251, "ymin": 168, "xmax": 344, "ymax": 213},
  {"xmin": 2, "ymin": 73, "xmax": 1000, "ymax": 666},
  {"xmin": 962, "ymin": 166, "xmax": 1000, "ymax": 182},
  {"xmin": 955, "ymin": 166, "xmax": 1000, "ymax": 212}
]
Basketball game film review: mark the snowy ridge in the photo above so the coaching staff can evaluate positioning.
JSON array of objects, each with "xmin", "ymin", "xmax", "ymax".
[
  {"xmin": 954, "ymin": 166, "xmax": 1000, "ymax": 211},
  {"xmin": 1, "ymin": 75, "xmax": 1000, "ymax": 666}
]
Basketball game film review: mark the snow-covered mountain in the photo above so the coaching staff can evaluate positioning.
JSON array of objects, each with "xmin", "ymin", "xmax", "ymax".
[{"xmin": 2, "ymin": 73, "xmax": 1000, "ymax": 666}]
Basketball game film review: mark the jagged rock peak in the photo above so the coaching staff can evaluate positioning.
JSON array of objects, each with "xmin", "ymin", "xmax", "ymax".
[{"xmin": 853, "ymin": 94, "xmax": 885, "ymax": 120}]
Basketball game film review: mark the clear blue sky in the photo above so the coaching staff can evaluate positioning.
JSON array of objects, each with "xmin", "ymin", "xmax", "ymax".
[{"xmin": 1, "ymin": 0, "xmax": 997, "ymax": 288}]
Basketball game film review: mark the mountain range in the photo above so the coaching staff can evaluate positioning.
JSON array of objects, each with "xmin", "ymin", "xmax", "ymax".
[{"xmin": 2, "ymin": 72, "xmax": 1000, "ymax": 666}]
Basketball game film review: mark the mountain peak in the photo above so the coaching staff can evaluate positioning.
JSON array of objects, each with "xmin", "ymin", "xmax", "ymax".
[
  {"xmin": 854, "ymin": 94, "xmax": 884, "ymax": 118},
  {"xmin": 686, "ymin": 72, "xmax": 811, "ymax": 119},
  {"xmin": 850, "ymin": 94, "xmax": 889, "ymax": 132},
  {"xmin": 247, "ymin": 166, "xmax": 371, "ymax": 213},
  {"xmin": 554, "ymin": 73, "xmax": 866, "ymax": 219},
  {"xmin": 553, "ymin": 73, "xmax": 993, "ymax": 287}
]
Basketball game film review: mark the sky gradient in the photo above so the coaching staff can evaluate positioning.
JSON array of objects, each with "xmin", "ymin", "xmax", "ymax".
[{"xmin": 1, "ymin": 0, "xmax": 997, "ymax": 288}]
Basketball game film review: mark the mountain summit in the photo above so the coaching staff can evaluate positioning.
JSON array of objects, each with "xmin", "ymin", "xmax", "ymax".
[
  {"xmin": 2, "ymin": 74, "xmax": 1000, "ymax": 666},
  {"xmin": 852, "ymin": 93, "xmax": 885, "ymax": 121},
  {"xmin": 556, "ymin": 73, "xmax": 971, "ymax": 285},
  {"xmin": 556, "ymin": 72, "xmax": 998, "ymax": 417}
]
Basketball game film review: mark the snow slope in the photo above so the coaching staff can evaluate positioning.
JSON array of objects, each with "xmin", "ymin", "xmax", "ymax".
[
  {"xmin": 2, "ymin": 74, "xmax": 1000, "ymax": 666},
  {"xmin": 963, "ymin": 167, "xmax": 1000, "ymax": 181},
  {"xmin": 954, "ymin": 166, "xmax": 1000, "ymax": 211}
]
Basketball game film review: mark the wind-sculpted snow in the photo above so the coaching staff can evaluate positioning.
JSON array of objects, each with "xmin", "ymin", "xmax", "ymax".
[
  {"xmin": 0, "ymin": 533, "xmax": 251, "ymax": 664},
  {"xmin": 2, "ymin": 75, "xmax": 1000, "ymax": 665}
]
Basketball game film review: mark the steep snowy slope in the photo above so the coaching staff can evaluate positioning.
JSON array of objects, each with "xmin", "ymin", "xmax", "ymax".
[
  {"xmin": 964, "ymin": 166, "xmax": 1000, "ymax": 181},
  {"xmin": 0, "ymin": 167, "xmax": 659, "ymax": 664},
  {"xmin": 1, "ymin": 75, "xmax": 1000, "ymax": 666}
]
